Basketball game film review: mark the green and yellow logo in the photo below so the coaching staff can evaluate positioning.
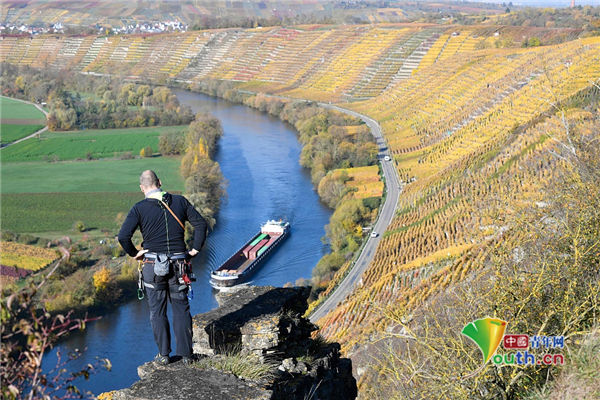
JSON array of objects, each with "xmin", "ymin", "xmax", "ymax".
[{"xmin": 462, "ymin": 317, "xmax": 507, "ymax": 364}]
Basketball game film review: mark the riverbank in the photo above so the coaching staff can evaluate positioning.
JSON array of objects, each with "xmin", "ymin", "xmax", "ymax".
[{"xmin": 180, "ymin": 80, "xmax": 385, "ymax": 302}]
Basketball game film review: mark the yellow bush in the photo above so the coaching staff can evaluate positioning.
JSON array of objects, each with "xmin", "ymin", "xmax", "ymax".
[{"xmin": 93, "ymin": 267, "xmax": 113, "ymax": 292}]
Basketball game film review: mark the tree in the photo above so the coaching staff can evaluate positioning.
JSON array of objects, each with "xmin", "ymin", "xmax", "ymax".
[
  {"xmin": 1, "ymin": 283, "xmax": 110, "ymax": 399},
  {"xmin": 92, "ymin": 266, "xmax": 120, "ymax": 303},
  {"xmin": 185, "ymin": 113, "xmax": 223, "ymax": 157},
  {"xmin": 73, "ymin": 220, "xmax": 86, "ymax": 232},
  {"xmin": 158, "ymin": 130, "xmax": 185, "ymax": 155},
  {"xmin": 139, "ymin": 146, "xmax": 153, "ymax": 157},
  {"xmin": 318, "ymin": 171, "xmax": 351, "ymax": 208},
  {"xmin": 14, "ymin": 75, "xmax": 25, "ymax": 91},
  {"xmin": 326, "ymin": 199, "xmax": 369, "ymax": 253}
]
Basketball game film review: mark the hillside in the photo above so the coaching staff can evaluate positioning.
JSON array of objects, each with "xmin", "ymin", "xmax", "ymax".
[
  {"xmin": 2, "ymin": 21, "xmax": 599, "ymax": 398},
  {"xmin": 0, "ymin": 25, "xmax": 587, "ymax": 100}
]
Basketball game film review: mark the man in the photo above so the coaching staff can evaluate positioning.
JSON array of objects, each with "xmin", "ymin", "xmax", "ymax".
[{"xmin": 118, "ymin": 170, "xmax": 207, "ymax": 365}]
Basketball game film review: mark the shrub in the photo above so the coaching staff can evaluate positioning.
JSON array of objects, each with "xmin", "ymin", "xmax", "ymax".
[
  {"xmin": 73, "ymin": 220, "xmax": 86, "ymax": 232},
  {"xmin": 92, "ymin": 266, "xmax": 121, "ymax": 303},
  {"xmin": 111, "ymin": 246, "xmax": 124, "ymax": 258},
  {"xmin": 119, "ymin": 259, "xmax": 138, "ymax": 282},
  {"xmin": 1, "ymin": 283, "xmax": 110, "ymax": 398}
]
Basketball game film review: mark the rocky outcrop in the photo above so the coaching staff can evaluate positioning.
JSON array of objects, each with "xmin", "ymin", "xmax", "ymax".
[{"xmin": 100, "ymin": 286, "xmax": 356, "ymax": 400}]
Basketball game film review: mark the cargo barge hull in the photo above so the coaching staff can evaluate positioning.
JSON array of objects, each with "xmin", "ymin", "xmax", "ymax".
[{"xmin": 210, "ymin": 220, "xmax": 290, "ymax": 289}]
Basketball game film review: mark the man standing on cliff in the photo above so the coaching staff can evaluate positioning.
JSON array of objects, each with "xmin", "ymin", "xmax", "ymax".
[{"xmin": 118, "ymin": 170, "xmax": 207, "ymax": 365}]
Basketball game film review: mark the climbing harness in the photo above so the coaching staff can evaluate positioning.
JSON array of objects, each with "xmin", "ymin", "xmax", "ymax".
[{"xmin": 137, "ymin": 252, "xmax": 195, "ymax": 301}]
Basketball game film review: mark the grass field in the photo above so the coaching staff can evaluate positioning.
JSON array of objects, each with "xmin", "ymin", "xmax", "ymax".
[
  {"xmin": 0, "ymin": 96, "xmax": 45, "ymax": 120},
  {"xmin": 1, "ymin": 125, "xmax": 186, "ymax": 162},
  {"xmin": 1, "ymin": 123, "xmax": 45, "ymax": 144},
  {"xmin": 1, "ymin": 157, "xmax": 184, "ymax": 194},
  {"xmin": 1, "ymin": 192, "xmax": 146, "ymax": 233},
  {"xmin": 1, "ymin": 121, "xmax": 186, "ymax": 236},
  {"xmin": 332, "ymin": 165, "xmax": 384, "ymax": 199}
]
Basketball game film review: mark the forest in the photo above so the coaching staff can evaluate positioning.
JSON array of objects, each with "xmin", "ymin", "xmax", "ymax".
[{"xmin": 1, "ymin": 64, "xmax": 194, "ymax": 130}]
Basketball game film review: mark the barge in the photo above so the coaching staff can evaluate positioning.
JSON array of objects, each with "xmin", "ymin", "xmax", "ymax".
[{"xmin": 210, "ymin": 220, "xmax": 290, "ymax": 289}]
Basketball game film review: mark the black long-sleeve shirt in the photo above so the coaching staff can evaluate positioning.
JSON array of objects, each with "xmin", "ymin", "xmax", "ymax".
[{"xmin": 118, "ymin": 192, "xmax": 207, "ymax": 257}]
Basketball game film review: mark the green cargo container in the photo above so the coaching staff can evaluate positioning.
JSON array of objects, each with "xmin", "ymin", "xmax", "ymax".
[
  {"xmin": 250, "ymin": 233, "xmax": 268, "ymax": 247},
  {"xmin": 257, "ymin": 246, "xmax": 268, "ymax": 257}
]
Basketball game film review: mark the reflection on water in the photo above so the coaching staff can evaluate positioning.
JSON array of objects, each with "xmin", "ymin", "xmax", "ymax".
[{"xmin": 42, "ymin": 90, "xmax": 332, "ymax": 395}]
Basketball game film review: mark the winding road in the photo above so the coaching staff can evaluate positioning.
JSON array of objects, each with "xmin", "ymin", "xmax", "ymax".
[{"xmin": 309, "ymin": 104, "xmax": 401, "ymax": 323}]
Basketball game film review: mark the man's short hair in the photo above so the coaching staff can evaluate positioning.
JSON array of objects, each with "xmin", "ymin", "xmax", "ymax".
[{"xmin": 140, "ymin": 170, "xmax": 160, "ymax": 188}]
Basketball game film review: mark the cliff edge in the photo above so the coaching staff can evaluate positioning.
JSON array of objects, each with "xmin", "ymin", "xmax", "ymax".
[{"xmin": 99, "ymin": 286, "xmax": 356, "ymax": 400}]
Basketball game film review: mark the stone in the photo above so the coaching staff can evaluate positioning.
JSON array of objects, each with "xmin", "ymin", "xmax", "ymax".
[
  {"xmin": 101, "ymin": 286, "xmax": 356, "ymax": 400},
  {"xmin": 192, "ymin": 286, "xmax": 316, "ymax": 356},
  {"xmin": 109, "ymin": 359, "xmax": 271, "ymax": 400},
  {"xmin": 279, "ymin": 358, "xmax": 310, "ymax": 374}
]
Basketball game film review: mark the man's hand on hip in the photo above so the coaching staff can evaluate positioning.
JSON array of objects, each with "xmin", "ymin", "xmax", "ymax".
[
  {"xmin": 187, "ymin": 248, "xmax": 199, "ymax": 257},
  {"xmin": 135, "ymin": 249, "xmax": 149, "ymax": 260}
]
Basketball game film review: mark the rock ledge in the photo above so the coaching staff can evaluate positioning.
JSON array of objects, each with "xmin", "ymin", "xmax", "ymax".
[{"xmin": 99, "ymin": 286, "xmax": 356, "ymax": 400}]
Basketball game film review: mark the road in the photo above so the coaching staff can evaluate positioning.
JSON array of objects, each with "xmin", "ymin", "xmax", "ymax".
[
  {"xmin": 309, "ymin": 104, "xmax": 401, "ymax": 323},
  {"xmin": 0, "ymin": 95, "xmax": 48, "ymax": 148}
]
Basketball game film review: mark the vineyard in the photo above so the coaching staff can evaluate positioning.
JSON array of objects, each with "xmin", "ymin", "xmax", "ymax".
[
  {"xmin": 0, "ymin": 241, "xmax": 60, "ymax": 271},
  {"xmin": 332, "ymin": 165, "xmax": 384, "ymax": 200},
  {"xmin": 0, "ymin": 1, "xmax": 506, "ymax": 31},
  {"xmin": 312, "ymin": 36, "xmax": 600, "ymax": 356},
  {"xmin": 1, "ymin": 25, "xmax": 586, "ymax": 103}
]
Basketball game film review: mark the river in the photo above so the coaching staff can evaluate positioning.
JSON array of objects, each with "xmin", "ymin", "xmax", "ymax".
[{"xmin": 42, "ymin": 90, "xmax": 332, "ymax": 396}]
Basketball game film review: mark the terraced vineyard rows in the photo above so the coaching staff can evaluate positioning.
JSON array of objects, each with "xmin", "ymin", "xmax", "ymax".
[
  {"xmin": 0, "ymin": 241, "xmax": 60, "ymax": 272},
  {"xmin": 315, "ymin": 37, "xmax": 600, "ymax": 349},
  {"xmin": 2, "ymin": 24, "xmax": 457, "ymax": 101}
]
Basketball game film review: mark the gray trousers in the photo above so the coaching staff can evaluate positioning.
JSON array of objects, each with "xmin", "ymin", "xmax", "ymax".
[{"xmin": 146, "ymin": 285, "xmax": 192, "ymax": 357}]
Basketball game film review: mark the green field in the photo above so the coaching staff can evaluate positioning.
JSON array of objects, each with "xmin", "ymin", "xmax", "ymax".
[
  {"xmin": 1, "ymin": 124, "xmax": 45, "ymax": 144},
  {"xmin": 1, "ymin": 125, "xmax": 186, "ymax": 162},
  {"xmin": 1, "ymin": 192, "xmax": 144, "ymax": 233},
  {"xmin": 1, "ymin": 118, "xmax": 188, "ymax": 236},
  {"xmin": 1, "ymin": 157, "xmax": 184, "ymax": 235},
  {"xmin": 1, "ymin": 157, "xmax": 184, "ymax": 194},
  {"xmin": 0, "ymin": 96, "xmax": 46, "ymax": 120}
]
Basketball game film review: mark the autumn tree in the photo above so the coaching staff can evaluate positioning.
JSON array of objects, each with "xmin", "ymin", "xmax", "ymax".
[
  {"xmin": 1, "ymin": 283, "xmax": 110, "ymax": 399},
  {"xmin": 93, "ymin": 266, "xmax": 121, "ymax": 303}
]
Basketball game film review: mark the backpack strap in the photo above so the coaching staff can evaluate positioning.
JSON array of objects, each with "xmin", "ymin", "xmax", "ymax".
[{"xmin": 159, "ymin": 200, "xmax": 185, "ymax": 230}]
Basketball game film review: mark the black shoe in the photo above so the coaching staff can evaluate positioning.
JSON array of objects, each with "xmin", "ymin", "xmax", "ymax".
[{"xmin": 154, "ymin": 354, "xmax": 170, "ymax": 366}]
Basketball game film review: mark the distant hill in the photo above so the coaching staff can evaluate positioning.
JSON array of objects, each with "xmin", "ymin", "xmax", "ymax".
[{"xmin": 0, "ymin": 0, "xmax": 505, "ymax": 33}]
